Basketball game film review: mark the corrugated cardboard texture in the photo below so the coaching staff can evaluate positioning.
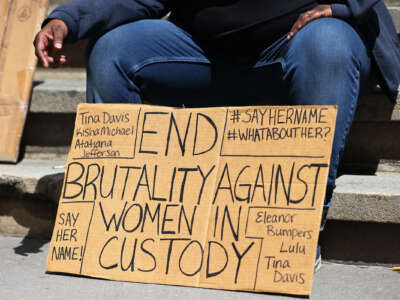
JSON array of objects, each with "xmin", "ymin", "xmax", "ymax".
[
  {"xmin": 47, "ymin": 103, "xmax": 337, "ymax": 296},
  {"xmin": 0, "ymin": 0, "xmax": 48, "ymax": 162}
]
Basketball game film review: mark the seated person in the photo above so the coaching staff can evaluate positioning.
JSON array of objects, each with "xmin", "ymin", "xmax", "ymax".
[{"xmin": 34, "ymin": 0, "xmax": 400, "ymax": 262}]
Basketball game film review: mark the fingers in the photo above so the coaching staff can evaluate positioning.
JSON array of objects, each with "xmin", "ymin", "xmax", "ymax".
[
  {"xmin": 34, "ymin": 19, "xmax": 68, "ymax": 68},
  {"xmin": 288, "ymin": 10, "xmax": 320, "ymax": 40},
  {"xmin": 287, "ymin": 12, "xmax": 313, "ymax": 40},
  {"xmin": 52, "ymin": 26, "xmax": 64, "ymax": 50},
  {"xmin": 287, "ymin": 5, "xmax": 332, "ymax": 40},
  {"xmin": 52, "ymin": 55, "xmax": 67, "ymax": 68},
  {"xmin": 47, "ymin": 24, "xmax": 66, "ymax": 67},
  {"xmin": 35, "ymin": 32, "xmax": 50, "ymax": 67}
]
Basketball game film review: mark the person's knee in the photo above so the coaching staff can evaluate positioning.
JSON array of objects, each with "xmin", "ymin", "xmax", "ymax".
[
  {"xmin": 88, "ymin": 19, "xmax": 181, "ymax": 69},
  {"xmin": 293, "ymin": 18, "xmax": 365, "ymax": 67},
  {"xmin": 86, "ymin": 27, "xmax": 123, "ymax": 84},
  {"xmin": 87, "ymin": 20, "xmax": 180, "ymax": 96}
]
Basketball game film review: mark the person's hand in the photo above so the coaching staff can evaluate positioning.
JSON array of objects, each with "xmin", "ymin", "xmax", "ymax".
[
  {"xmin": 287, "ymin": 5, "xmax": 332, "ymax": 40},
  {"xmin": 34, "ymin": 19, "xmax": 68, "ymax": 68}
]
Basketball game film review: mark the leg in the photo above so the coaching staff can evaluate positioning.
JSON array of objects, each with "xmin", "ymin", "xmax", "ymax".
[
  {"xmin": 249, "ymin": 18, "xmax": 374, "ymax": 211},
  {"xmin": 282, "ymin": 18, "xmax": 374, "ymax": 209},
  {"xmin": 86, "ymin": 20, "xmax": 216, "ymax": 106}
]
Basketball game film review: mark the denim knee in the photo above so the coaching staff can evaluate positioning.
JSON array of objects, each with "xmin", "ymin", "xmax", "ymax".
[
  {"xmin": 86, "ymin": 19, "xmax": 212, "ymax": 103},
  {"xmin": 291, "ymin": 18, "xmax": 365, "ymax": 69},
  {"xmin": 86, "ymin": 20, "xmax": 189, "ymax": 102},
  {"xmin": 87, "ymin": 20, "xmax": 172, "ymax": 77}
]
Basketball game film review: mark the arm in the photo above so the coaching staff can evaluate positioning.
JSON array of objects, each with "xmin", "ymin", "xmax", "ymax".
[
  {"xmin": 45, "ymin": 0, "xmax": 170, "ymax": 43},
  {"xmin": 331, "ymin": 0, "xmax": 380, "ymax": 21},
  {"xmin": 35, "ymin": 0, "xmax": 170, "ymax": 68}
]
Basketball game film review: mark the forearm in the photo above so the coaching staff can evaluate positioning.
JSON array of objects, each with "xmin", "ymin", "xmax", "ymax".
[
  {"xmin": 44, "ymin": 0, "xmax": 170, "ymax": 43},
  {"xmin": 321, "ymin": 0, "xmax": 380, "ymax": 21},
  {"xmin": 345, "ymin": 0, "xmax": 380, "ymax": 19},
  {"xmin": 331, "ymin": 3, "xmax": 352, "ymax": 19}
]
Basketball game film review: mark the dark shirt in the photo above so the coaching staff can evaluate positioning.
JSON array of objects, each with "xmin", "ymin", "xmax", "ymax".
[
  {"xmin": 44, "ymin": 0, "xmax": 400, "ymax": 101},
  {"xmin": 170, "ymin": 0, "xmax": 317, "ymax": 53}
]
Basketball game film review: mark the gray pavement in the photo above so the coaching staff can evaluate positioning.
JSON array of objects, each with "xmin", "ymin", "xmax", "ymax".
[{"xmin": 0, "ymin": 234, "xmax": 399, "ymax": 300}]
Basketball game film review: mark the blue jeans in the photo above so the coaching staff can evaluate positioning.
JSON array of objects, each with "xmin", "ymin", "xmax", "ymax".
[{"xmin": 86, "ymin": 18, "xmax": 374, "ymax": 209}]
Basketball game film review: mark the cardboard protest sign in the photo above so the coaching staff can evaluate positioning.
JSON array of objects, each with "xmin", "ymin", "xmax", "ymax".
[
  {"xmin": 0, "ymin": 0, "xmax": 48, "ymax": 162},
  {"xmin": 47, "ymin": 103, "xmax": 337, "ymax": 296}
]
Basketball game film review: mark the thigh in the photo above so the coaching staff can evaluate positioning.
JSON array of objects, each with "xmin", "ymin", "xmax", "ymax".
[
  {"xmin": 245, "ymin": 18, "xmax": 375, "ymax": 195},
  {"xmin": 87, "ymin": 20, "xmax": 223, "ymax": 106},
  {"xmin": 234, "ymin": 36, "xmax": 290, "ymax": 105},
  {"xmin": 280, "ymin": 17, "xmax": 374, "ymax": 105},
  {"xmin": 245, "ymin": 18, "xmax": 374, "ymax": 105}
]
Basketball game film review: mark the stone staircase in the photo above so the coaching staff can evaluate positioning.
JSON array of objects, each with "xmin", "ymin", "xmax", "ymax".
[{"xmin": 0, "ymin": 0, "xmax": 399, "ymax": 265}]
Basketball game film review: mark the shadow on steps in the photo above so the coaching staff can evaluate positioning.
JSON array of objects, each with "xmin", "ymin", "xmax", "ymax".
[{"xmin": 320, "ymin": 220, "xmax": 400, "ymax": 265}]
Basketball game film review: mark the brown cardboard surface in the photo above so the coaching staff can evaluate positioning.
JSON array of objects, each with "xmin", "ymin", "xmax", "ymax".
[
  {"xmin": 0, "ymin": 0, "xmax": 48, "ymax": 162},
  {"xmin": 47, "ymin": 103, "xmax": 337, "ymax": 296}
]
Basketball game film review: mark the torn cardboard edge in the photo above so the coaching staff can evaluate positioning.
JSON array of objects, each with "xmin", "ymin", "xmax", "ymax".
[{"xmin": 0, "ymin": 0, "xmax": 49, "ymax": 162}]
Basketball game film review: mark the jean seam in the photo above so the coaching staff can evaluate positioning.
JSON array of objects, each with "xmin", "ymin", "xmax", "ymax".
[
  {"xmin": 340, "ymin": 66, "xmax": 360, "ymax": 162},
  {"xmin": 325, "ymin": 67, "xmax": 360, "ymax": 208},
  {"xmin": 127, "ymin": 57, "xmax": 211, "ymax": 76},
  {"xmin": 252, "ymin": 58, "xmax": 287, "ymax": 72},
  {"xmin": 251, "ymin": 34, "xmax": 289, "ymax": 71}
]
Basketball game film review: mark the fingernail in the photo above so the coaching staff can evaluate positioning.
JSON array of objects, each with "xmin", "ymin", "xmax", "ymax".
[{"xmin": 55, "ymin": 43, "xmax": 62, "ymax": 49}]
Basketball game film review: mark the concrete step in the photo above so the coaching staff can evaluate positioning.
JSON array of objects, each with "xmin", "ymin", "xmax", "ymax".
[
  {"xmin": 31, "ymin": 79, "xmax": 85, "ymax": 114},
  {"xmin": 1, "ymin": 160, "xmax": 398, "ymax": 225},
  {"xmin": 320, "ymin": 173, "xmax": 400, "ymax": 264},
  {"xmin": 386, "ymin": 0, "xmax": 400, "ymax": 4},
  {"xmin": 24, "ymin": 72, "xmax": 400, "ymax": 172},
  {"xmin": 29, "ymin": 77, "xmax": 400, "ymax": 117},
  {"xmin": 328, "ymin": 173, "xmax": 400, "ymax": 224},
  {"xmin": 0, "ymin": 159, "xmax": 65, "ymax": 237},
  {"xmin": 29, "ymin": 75, "xmax": 399, "ymax": 117},
  {"xmin": 1, "ymin": 159, "xmax": 400, "ymax": 263},
  {"xmin": 22, "ymin": 71, "xmax": 85, "ymax": 159},
  {"xmin": 390, "ymin": 6, "xmax": 400, "ymax": 31},
  {"xmin": 30, "ymin": 79, "xmax": 400, "ymax": 117}
]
